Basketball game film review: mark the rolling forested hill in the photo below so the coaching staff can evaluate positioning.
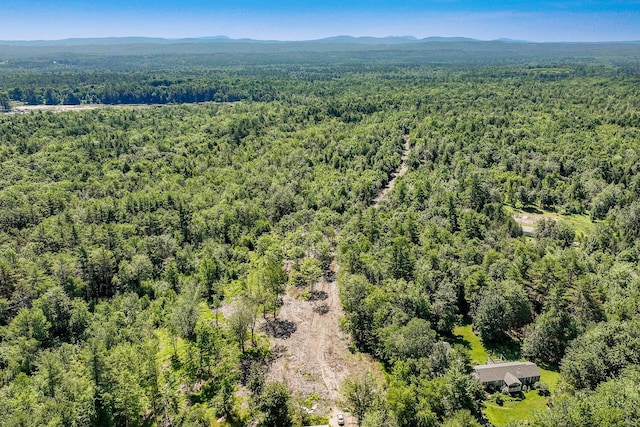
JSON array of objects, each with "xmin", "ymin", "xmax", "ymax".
[{"xmin": 1, "ymin": 39, "xmax": 640, "ymax": 427}]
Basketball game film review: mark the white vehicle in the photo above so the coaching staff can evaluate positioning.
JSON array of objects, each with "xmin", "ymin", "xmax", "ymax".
[{"xmin": 337, "ymin": 413, "xmax": 345, "ymax": 426}]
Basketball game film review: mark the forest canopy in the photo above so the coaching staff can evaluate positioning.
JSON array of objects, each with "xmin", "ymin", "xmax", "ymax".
[{"xmin": 1, "ymin": 40, "xmax": 640, "ymax": 426}]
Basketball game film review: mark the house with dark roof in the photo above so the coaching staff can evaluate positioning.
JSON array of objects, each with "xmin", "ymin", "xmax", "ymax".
[{"xmin": 473, "ymin": 361, "xmax": 541, "ymax": 393}]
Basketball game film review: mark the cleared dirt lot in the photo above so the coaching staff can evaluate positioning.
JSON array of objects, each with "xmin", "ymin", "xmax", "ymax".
[
  {"xmin": 7, "ymin": 104, "xmax": 161, "ymax": 114},
  {"xmin": 265, "ymin": 260, "xmax": 379, "ymax": 423}
]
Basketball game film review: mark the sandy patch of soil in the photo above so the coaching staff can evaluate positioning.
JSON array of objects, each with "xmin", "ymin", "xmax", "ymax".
[
  {"xmin": 7, "ymin": 104, "xmax": 158, "ymax": 114},
  {"xmin": 512, "ymin": 211, "xmax": 558, "ymax": 235},
  {"xmin": 265, "ymin": 260, "xmax": 379, "ymax": 421},
  {"xmin": 6, "ymin": 102, "xmax": 236, "ymax": 114}
]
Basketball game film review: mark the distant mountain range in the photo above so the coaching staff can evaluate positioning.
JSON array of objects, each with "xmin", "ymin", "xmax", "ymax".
[
  {"xmin": 2, "ymin": 35, "xmax": 640, "ymax": 47},
  {"xmin": 1, "ymin": 36, "xmax": 639, "ymax": 63},
  {"xmin": 0, "ymin": 35, "xmax": 539, "ymax": 46}
]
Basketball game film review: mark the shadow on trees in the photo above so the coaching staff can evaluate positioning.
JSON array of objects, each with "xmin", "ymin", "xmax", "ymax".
[
  {"xmin": 450, "ymin": 337, "xmax": 473, "ymax": 352},
  {"xmin": 261, "ymin": 319, "xmax": 297, "ymax": 339},
  {"xmin": 522, "ymin": 206, "xmax": 543, "ymax": 214},
  {"xmin": 484, "ymin": 338, "xmax": 522, "ymax": 361},
  {"xmin": 448, "ymin": 321, "xmax": 473, "ymax": 351},
  {"xmin": 536, "ymin": 360, "xmax": 560, "ymax": 372}
]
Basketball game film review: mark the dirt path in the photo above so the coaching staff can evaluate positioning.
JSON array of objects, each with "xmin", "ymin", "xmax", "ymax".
[
  {"xmin": 5, "ymin": 101, "xmax": 237, "ymax": 115},
  {"xmin": 372, "ymin": 134, "xmax": 411, "ymax": 207},
  {"xmin": 265, "ymin": 260, "xmax": 377, "ymax": 425},
  {"xmin": 263, "ymin": 135, "xmax": 410, "ymax": 423},
  {"xmin": 7, "ymin": 104, "xmax": 155, "ymax": 114}
]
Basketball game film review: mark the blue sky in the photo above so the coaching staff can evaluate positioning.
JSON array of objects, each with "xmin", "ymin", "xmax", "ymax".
[{"xmin": 1, "ymin": 1, "xmax": 639, "ymax": 42}]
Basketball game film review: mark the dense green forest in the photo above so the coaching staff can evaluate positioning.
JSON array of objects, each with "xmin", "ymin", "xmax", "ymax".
[{"xmin": 1, "ymin": 40, "xmax": 640, "ymax": 426}]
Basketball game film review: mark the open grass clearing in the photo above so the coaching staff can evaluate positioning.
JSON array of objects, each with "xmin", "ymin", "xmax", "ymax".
[
  {"xmin": 484, "ymin": 390, "xmax": 549, "ymax": 426},
  {"xmin": 507, "ymin": 205, "xmax": 595, "ymax": 240},
  {"xmin": 453, "ymin": 324, "xmax": 490, "ymax": 365}
]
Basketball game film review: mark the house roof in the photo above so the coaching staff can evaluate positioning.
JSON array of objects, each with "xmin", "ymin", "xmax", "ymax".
[
  {"xmin": 503, "ymin": 372, "xmax": 522, "ymax": 386},
  {"xmin": 473, "ymin": 361, "xmax": 541, "ymax": 383}
]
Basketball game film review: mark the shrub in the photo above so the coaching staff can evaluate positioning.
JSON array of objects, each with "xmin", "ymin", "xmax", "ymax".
[{"xmin": 535, "ymin": 382, "xmax": 550, "ymax": 396}]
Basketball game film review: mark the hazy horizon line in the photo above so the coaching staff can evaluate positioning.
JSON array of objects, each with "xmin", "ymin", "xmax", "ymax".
[{"xmin": 2, "ymin": 34, "xmax": 640, "ymax": 44}]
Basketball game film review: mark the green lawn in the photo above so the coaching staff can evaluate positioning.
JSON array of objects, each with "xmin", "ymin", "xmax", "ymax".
[
  {"xmin": 555, "ymin": 213, "xmax": 594, "ymax": 239},
  {"xmin": 454, "ymin": 324, "xmax": 561, "ymax": 426},
  {"xmin": 484, "ymin": 390, "xmax": 549, "ymax": 426},
  {"xmin": 538, "ymin": 368, "xmax": 560, "ymax": 393},
  {"xmin": 484, "ymin": 368, "xmax": 560, "ymax": 426},
  {"xmin": 454, "ymin": 325, "xmax": 489, "ymax": 365}
]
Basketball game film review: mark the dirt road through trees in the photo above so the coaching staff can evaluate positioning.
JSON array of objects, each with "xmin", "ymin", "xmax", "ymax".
[
  {"xmin": 372, "ymin": 134, "xmax": 411, "ymax": 207},
  {"xmin": 265, "ymin": 135, "xmax": 411, "ymax": 422}
]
